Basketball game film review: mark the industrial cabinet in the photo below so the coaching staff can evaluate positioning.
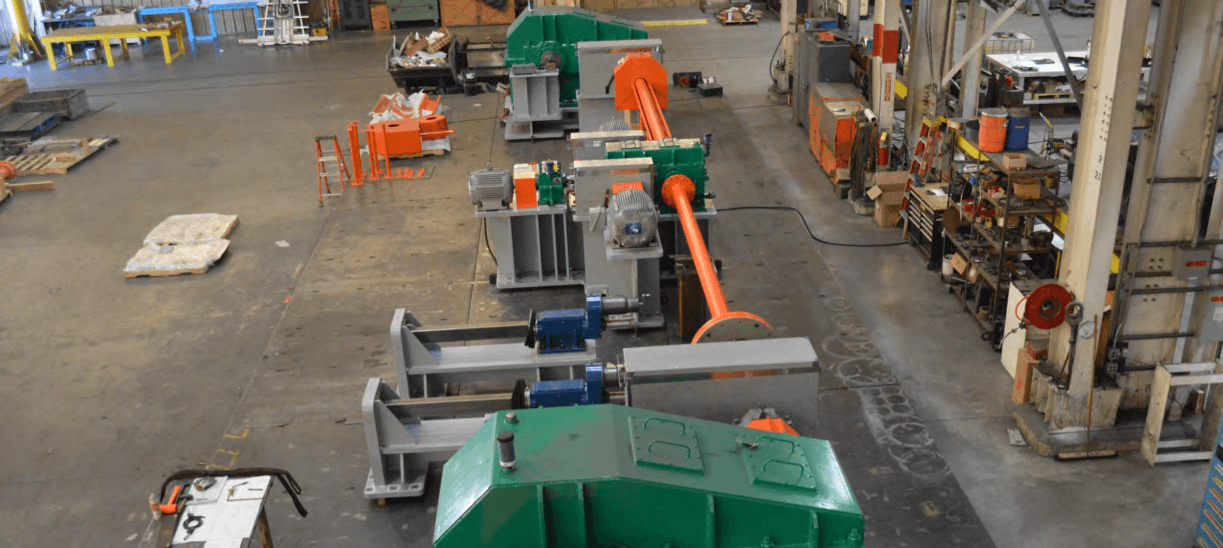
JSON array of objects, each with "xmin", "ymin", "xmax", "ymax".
[
  {"xmin": 340, "ymin": 0, "xmax": 373, "ymax": 28},
  {"xmin": 387, "ymin": 0, "xmax": 439, "ymax": 24},
  {"xmin": 792, "ymin": 31, "xmax": 854, "ymax": 129}
]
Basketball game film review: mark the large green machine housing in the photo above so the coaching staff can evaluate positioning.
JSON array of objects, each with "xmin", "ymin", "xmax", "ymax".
[
  {"xmin": 604, "ymin": 138, "xmax": 710, "ymax": 214},
  {"xmin": 505, "ymin": 7, "xmax": 648, "ymax": 108},
  {"xmin": 434, "ymin": 405, "xmax": 864, "ymax": 548}
]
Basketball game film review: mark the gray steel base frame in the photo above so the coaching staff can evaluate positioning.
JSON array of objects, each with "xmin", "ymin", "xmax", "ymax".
[
  {"xmin": 504, "ymin": 107, "xmax": 580, "ymax": 141},
  {"xmin": 363, "ymin": 309, "xmax": 820, "ymax": 500},
  {"xmin": 476, "ymin": 205, "xmax": 585, "ymax": 290},
  {"xmin": 365, "ymin": 310, "xmax": 600, "ymax": 499}
]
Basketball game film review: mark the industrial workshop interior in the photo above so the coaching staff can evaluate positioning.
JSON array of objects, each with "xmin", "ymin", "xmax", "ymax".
[{"xmin": 4, "ymin": 0, "xmax": 1223, "ymax": 544}]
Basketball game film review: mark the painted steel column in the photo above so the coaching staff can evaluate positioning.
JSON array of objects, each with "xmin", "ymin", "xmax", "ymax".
[
  {"xmin": 870, "ymin": 0, "xmax": 901, "ymax": 134},
  {"xmin": 958, "ymin": 0, "xmax": 987, "ymax": 117},
  {"xmin": 904, "ymin": 0, "xmax": 950, "ymax": 151},
  {"xmin": 1047, "ymin": 0, "xmax": 1152, "ymax": 429},
  {"xmin": 778, "ymin": 0, "xmax": 797, "ymax": 94},
  {"xmin": 1115, "ymin": 0, "xmax": 1223, "ymax": 433}
]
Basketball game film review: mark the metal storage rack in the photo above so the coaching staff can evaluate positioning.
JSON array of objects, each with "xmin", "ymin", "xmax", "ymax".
[{"xmin": 943, "ymin": 126, "xmax": 1064, "ymax": 348}]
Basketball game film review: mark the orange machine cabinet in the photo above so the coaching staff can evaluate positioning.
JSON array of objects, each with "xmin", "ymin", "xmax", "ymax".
[
  {"xmin": 513, "ymin": 162, "xmax": 538, "ymax": 209},
  {"xmin": 807, "ymin": 82, "xmax": 866, "ymax": 184}
]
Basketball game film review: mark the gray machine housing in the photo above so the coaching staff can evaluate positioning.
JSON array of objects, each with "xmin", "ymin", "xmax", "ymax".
[
  {"xmin": 362, "ymin": 309, "xmax": 819, "ymax": 500},
  {"xmin": 792, "ymin": 31, "xmax": 855, "ymax": 128},
  {"xmin": 576, "ymin": 39, "xmax": 664, "ymax": 132},
  {"xmin": 503, "ymin": 37, "xmax": 661, "ymax": 140}
]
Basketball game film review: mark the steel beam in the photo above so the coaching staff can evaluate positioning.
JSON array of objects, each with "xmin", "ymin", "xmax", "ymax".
[
  {"xmin": 1047, "ymin": 0, "xmax": 1152, "ymax": 429},
  {"xmin": 958, "ymin": 0, "xmax": 987, "ymax": 116}
]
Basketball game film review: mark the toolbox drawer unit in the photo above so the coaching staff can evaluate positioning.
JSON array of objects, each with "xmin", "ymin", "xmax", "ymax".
[
  {"xmin": 1196, "ymin": 423, "xmax": 1223, "ymax": 548},
  {"xmin": 387, "ymin": 0, "xmax": 438, "ymax": 24},
  {"xmin": 904, "ymin": 183, "xmax": 948, "ymax": 270}
]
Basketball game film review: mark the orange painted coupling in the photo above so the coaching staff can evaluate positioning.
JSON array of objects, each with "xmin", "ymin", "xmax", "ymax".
[
  {"xmin": 419, "ymin": 115, "xmax": 455, "ymax": 141},
  {"xmin": 664, "ymin": 175, "xmax": 773, "ymax": 343},
  {"xmin": 635, "ymin": 78, "xmax": 671, "ymax": 141},
  {"xmin": 0, "ymin": 161, "xmax": 16, "ymax": 181}
]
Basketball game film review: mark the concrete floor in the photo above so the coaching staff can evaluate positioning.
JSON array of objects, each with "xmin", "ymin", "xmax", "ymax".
[{"xmin": 0, "ymin": 6, "xmax": 1206, "ymax": 548}]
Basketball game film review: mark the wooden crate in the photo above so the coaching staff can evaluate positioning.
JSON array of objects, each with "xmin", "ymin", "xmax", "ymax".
[
  {"xmin": 440, "ymin": 0, "xmax": 514, "ymax": 26},
  {"xmin": 371, "ymin": 4, "xmax": 391, "ymax": 29}
]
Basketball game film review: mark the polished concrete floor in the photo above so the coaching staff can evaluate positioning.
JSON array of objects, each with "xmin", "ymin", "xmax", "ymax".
[{"xmin": 0, "ymin": 6, "xmax": 1206, "ymax": 548}]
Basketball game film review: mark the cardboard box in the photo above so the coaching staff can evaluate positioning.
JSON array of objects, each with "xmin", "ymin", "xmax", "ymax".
[
  {"xmin": 950, "ymin": 252, "xmax": 969, "ymax": 275},
  {"xmin": 371, "ymin": 4, "xmax": 390, "ymax": 30},
  {"xmin": 866, "ymin": 171, "xmax": 909, "ymax": 206},
  {"xmin": 1013, "ymin": 179, "xmax": 1041, "ymax": 199},
  {"xmin": 1002, "ymin": 152, "xmax": 1027, "ymax": 171},
  {"xmin": 874, "ymin": 203, "xmax": 902, "ymax": 227},
  {"xmin": 967, "ymin": 263, "xmax": 979, "ymax": 283}
]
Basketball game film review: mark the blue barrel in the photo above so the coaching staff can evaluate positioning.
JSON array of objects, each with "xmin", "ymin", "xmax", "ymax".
[{"xmin": 1006, "ymin": 108, "xmax": 1030, "ymax": 151}]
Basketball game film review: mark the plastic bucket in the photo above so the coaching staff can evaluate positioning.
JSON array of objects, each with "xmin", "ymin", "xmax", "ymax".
[
  {"xmin": 942, "ymin": 255, "xmax": 955, "ymax": 277},
  {"xmin": 979, "ymin": 108, "xmax": 1009, "ymax": 153},
  {"xmin": 1005, "ymin": 108, "xmax": 1030, "ymax": 151}
]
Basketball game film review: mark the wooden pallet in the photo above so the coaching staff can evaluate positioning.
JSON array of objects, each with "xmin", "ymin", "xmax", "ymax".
[
  {"xmin": 0, "ymin": 187, "xmax": 10, "ymax": 205},
  {"xmin": 5, "ymin": 135, "xmax": 119, "ymax": 176},
  {"xmin": 388, "ymin": 148, "xmax": 446, "ymax": 160},
  {"xmin": 716, "ymin": 8, "xmax": 758, "ymax": 25},
  {"xmin": 1031, "ymin": 91, "xmax": 1073, "ymax": 100},
  {"xmin": 718, "ymin": 15, "xmax": 758, "ymax": 25}
]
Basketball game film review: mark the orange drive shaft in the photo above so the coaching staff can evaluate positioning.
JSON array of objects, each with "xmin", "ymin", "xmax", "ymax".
[
  {"xmin": 663, "ymin": 175, "xmax": 772, "ymax": 343},
  {"xmin": 635, "ymin": 78, "xmax": 671, "ymax": 141},
  {"xmin": 664, "ymin": 175, "xmax": 727, "ymax": 318}
]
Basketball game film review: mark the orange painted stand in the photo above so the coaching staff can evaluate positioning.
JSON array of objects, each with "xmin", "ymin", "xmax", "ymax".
[{"xmin": 356, "ymin": 114, "xmax": 453, "ymax": 183}]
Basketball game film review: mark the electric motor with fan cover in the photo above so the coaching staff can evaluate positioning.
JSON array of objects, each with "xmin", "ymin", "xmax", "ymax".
[
  {"xmin": 468, "ymin": 166, "xmax": 513, "ymax": 211},
  {"xmin": 607, "ymin": 188, "xmax": 658, "ymax": 248}
]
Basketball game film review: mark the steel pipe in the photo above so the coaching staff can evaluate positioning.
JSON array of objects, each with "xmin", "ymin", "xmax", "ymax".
[
  {"xmin": 634, "ymin": 78, "xmax": 671, "ymax": 140},
  {"xmin": 663, "ymin": 175, "xmax": 773, "ymax": 343}
]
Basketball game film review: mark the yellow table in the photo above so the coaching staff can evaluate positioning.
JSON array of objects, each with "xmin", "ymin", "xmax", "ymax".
[{"xmin": 41, "ymin": 22, "xmax": 185, "ymax": 71}]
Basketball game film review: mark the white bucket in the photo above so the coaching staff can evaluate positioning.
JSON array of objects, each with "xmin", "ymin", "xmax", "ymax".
[{"xmin": 942, "ymin": 255, "xmax": 955, "ymax": 277}]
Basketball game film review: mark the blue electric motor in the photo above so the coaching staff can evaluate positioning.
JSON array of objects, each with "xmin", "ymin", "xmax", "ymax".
[
  {"xmin": 527, "ymin": 364, "xmax": 605, "ymax": 408},
  {"xmin": 533, "ymin": 295, "xmax": 603, "ymax": 354}
]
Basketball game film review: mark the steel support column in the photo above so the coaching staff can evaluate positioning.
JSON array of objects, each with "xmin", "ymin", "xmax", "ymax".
[
  {"xmin": 904, "ymin": 0, "xmax": 951, "ymax": 151},
  {"xmin": 1113, "ymin": 0, "xmax": 1223, "ymax": 441},
  {"xmin": 778, "ymin": 0, "xmax": 798, "ymax": 94},
  {"xmin": 958, "ymin": 0, "xmax": 987, "ymax": 117},
  {"xmin": 1047, "ymin": 0, "xmax": 1152, "ymax": 429},
  {"xmin": 871, "ymin": 0, "xmax": 902, "ymax": 134}
]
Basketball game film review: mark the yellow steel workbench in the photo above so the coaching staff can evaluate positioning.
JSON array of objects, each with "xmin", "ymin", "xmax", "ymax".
[{"xmin": 41, "ymin": 22, "xmax": 185, "ymax": 71}]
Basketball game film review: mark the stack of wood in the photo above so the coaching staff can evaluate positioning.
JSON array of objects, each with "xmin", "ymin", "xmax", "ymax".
[{"xmin": 0, "ymin": 78, "xmax": 29, "ymax": 113}]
